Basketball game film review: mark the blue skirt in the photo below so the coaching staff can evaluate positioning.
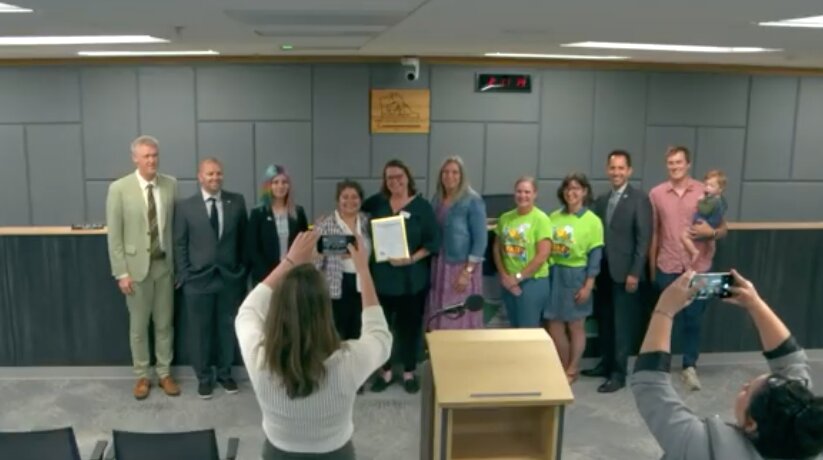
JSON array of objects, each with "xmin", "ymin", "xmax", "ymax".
[{"xmin": 544, "ymin": 265, "xmax": 592, "ymax": 321}]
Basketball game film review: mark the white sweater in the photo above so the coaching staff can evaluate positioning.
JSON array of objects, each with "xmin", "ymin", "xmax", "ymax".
[{"xmin": 235, "ymin": 283, "xmax": 392, "ymax": 453}]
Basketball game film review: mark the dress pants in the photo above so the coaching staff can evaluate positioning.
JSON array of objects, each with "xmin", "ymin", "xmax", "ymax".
[
  {"xmin": 125, "ymin": 257, "xmax": 174, "ymax": 379},
  {"xmin": 594, "ymin": 273, "xmax": 643, "ymax": 382},
  {"xmin": 185, "ymin": 279, "xmax": 245, "ymax": 383},
  {"xmin": 332, "ymin": 273, "xmax": 362, "ymax": 341},
  {"xmin": 378, "ymin": 290, "xmax": 427, "ymax": 373}
]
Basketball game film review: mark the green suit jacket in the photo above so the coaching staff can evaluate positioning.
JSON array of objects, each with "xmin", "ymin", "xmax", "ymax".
[{"xmin": 106, "ymin": 172, "xmax": 178, "ymax": 282}]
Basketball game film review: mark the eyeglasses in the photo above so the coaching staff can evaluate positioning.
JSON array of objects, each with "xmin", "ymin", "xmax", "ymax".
[
  {"xmin": 386, "ymin": 174, "xmax": 406, "ymax": 181},
  {"xmin": 766, "ymin": 374, "xmax": 809, "ymax": 389}
]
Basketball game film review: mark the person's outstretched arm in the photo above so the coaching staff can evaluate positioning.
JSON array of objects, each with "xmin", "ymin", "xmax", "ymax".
[
  {"xmin": 630, "ymin": 271, "xmax": 711, "ymax": 459},
  {"xmin": 723, "ymin": 270, "xmax": 810, "ymax": 384},
  {"xmin": 348, "ymin": 235, "xmax": 392, "ymax": 385}
]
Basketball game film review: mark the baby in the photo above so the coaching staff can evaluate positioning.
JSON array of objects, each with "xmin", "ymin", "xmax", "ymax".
[{"xmin": 682, "ymin": 169, "xmax": 727, "ymax": 265}]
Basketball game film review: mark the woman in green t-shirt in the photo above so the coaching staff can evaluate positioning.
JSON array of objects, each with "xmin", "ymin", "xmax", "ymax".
[
  {"xmin": 492, "ymin": 176, "xmax": 552, "ymax": 328},
  {"xmin": 544, "ymin": 173, "xmax": 604, "ymax": 384}
]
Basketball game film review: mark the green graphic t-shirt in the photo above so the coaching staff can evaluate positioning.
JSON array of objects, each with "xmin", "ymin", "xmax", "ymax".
[
  {"xmin": 495, "ymin": 207, "xmax": 553, "ymax": 278},
  {"xmin": 548, "ymin": 208, "xmax": 604, "ymax": 268}
]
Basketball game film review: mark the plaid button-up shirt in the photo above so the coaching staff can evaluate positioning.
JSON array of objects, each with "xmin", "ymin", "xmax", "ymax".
[{"xmin": 315, "ymin": 211, "xmax": 371, "ymax": 299}]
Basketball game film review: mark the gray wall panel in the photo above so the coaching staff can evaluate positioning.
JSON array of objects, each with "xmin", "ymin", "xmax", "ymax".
[
  {"xmin": 428, "ymin": 122, "xmax": 485, "ymax": 197},
  {"xmin": 642, "ymin": 126, "xmax": 696, "ymax": 191},
  {"xmin": 0, "ymin": 126, "xmax": 29, "ymax": 225},
  {"xmin": 540, "ymin": 70, "xmax": 594, "ymax": 179},
  {"xmin": 694, "ymin": 128, "xmax": 746, "ymax": 221},
  {"xmin": 196, "ymin": 65, "xmax": 311, "ymax": 121},
  {"xmin": 485, "ymin": 124, "xmax": 539, "ymax": 194},
  {"xmin": 197, "ymin": 122, "xmax": 255, "ymax": 208},
  {"xmin": 139, "ymin": 67, "xmax": 197, "ymax": 180},
  {"xmin": 370, "ymin": 63, "xmax": 430, "ymax": 89},
  {"xmin": 255, "ymin": 122, "xmax": 313, "ymax": 217},
  {"xmin": 591, "ymin": 71, "xmax": 647, "ymax": 179},
  {"xmin": 371, "ymin": 134, "xmax": 429, "ymax": 179},
  {"xmin": 536, "ymin": 180, "xmax": 563, "ymax": 213},
  {"xmin": 431, "ymin": 66, "xmax": 539, "ymax": 122},
  {"xmin": 84, "ymin": 181, "xmax": 111, "ymax": 224},
  {"xmin": 81, "ymin": 68, "xmax": 138, "ymax": 180},
  {"xmin": 744, "ymin": 76, "xmax": 797, "ymax": 180},
  {"xmin": 0, "ymin": 68, "xmax": 80, "ymax": 123},
  {"xmin": 27, "ymin": 125, "xmax": 85, "ymax": 225},
  {"xmin": 177, "ymin": 180, "xmax": 199, "ymax": 200},
  {"xmin": 792, "ymin": 77, "xmax": 823, "ymax": 180},
  {"xmin": 740, "ymin": 183, "xmax": 823, "ymax": 221},
  {"xmin": 648, "ymin": 73, "xmax": 749, "ymax": 127},
  {"xmin": 313, "ymin": 65, "xmax": 370, "ymax": 178}
]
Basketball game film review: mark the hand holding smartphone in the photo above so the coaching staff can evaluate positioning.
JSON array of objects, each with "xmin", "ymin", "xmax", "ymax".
[
  {"xmin": 689, "ymin": 272, "xmax": 734, "ymax": 299},
  {"xmin": 316, "ymin": 234, "xmax": 357, "ymax": 255}
]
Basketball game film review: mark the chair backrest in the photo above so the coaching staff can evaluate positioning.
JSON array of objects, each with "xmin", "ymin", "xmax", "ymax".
[
  {"xmin": 112, "ymin": 429, "xmax": 220, "ymax": 460},
  {"xmin": 0, "ymin": 427, "xmax": 81, "ymax": 460}
]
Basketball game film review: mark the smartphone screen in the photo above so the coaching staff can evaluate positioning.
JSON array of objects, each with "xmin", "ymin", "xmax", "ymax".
[
  {"xmin": 689, "ymin": 272, "xmax": 734, "ymax": 299},
  {"xmin": 317, "ymin": 235, "xmax": 356, "ymax": 255}
]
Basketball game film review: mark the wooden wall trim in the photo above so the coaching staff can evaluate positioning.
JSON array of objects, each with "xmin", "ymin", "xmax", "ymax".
[{"xmin": 0, "ymin": 55, "xmax": 823, "ymax": 76}]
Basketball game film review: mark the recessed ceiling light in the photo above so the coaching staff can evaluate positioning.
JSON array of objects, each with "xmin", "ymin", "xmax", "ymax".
[
  {"xmin": 485, "ymin": 52, "xmax": 629, "ymax": 60},
  {"xmin": 0, "ymin": 2, "xmax": 32, "ymax": 13},
  {"xmin": 78, "ymin": 50, "xmax": 219, "ymax": 57},
  {"xmin": 563, "ymin": 41, "xmax": 781, "ymax": 53},
  {"xmin": 759, "ymin": 15, "xmax": 823, "ymax": 28},
  {"xmin": 0, "ymin": 35, "xmax": 168, "ymax": 46},
  {"xmin": 280, "ymin": 44, "xmax": 294, "ymax": 50}
]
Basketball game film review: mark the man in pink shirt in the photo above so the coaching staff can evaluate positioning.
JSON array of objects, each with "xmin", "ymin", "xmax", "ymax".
[{"xmin": 649, "ymin": 146, "xmax": 727, "ymax": 391}]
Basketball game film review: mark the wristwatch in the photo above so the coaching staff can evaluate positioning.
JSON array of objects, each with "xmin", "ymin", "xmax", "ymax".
[
  {"xmin": 464, "ymin": 265, "xmax": 475, "ymax": 274},
  {"xmin": 515, "ymin": 272, "xmax": 522, "ymax": 281}
]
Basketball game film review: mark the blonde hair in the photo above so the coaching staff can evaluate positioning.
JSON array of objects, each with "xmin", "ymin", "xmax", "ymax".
[
  {"xmin": 435, "ymin": 156, "xmax": 472, "ymax": 202},
  {"xmin": 130, "ymin": 135, "xmax": 159, "ymax": 154},
  {"xmin": 704, "ymin": 169, "xmax": 727, "ymax": 189}
]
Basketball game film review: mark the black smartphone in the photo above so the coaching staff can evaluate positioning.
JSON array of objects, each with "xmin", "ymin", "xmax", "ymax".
[
  {"xmin": 689, "ymin": 272, "xmax": 734, "ymax": 299},
  {"xmin": 317, "ymin": 235, "xmax": 356, "ymax": 255}
]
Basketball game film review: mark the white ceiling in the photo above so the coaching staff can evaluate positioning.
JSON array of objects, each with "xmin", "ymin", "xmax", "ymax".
[{"xmin": 3, "ymin": 0, "xmax": 823, "ymax": 67}]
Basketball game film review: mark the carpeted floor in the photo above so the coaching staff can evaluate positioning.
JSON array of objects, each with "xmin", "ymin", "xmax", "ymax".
[{"xmin": 2, "ymin": 352, "xmax": 820, "ymax": 459}]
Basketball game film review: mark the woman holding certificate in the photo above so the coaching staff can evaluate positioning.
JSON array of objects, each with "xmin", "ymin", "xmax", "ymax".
[
  {"xmin": 492, "ymin": 176, "xmax": 552, "ymax": 329},
  {"xmin": 362, "ymin": 159, "xmax": 440, "ymax": 394},
  {"xmin": 426, "ymin": 156, "xmax": 488, "ymax": 330}
]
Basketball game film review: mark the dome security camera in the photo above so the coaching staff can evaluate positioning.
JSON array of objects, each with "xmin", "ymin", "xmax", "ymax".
[{"xmin": 401, "ymin": 57, "xmax": 420, "ymax": 81}]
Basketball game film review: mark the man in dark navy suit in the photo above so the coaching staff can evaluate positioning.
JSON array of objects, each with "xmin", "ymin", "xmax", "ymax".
[
  {"xmin": 582, "ymin": 150, "xmax": 652, "ymax": 392},
  {"xmin": 174, "ymin": 158, "xmax": 248, "ymax": 399}
]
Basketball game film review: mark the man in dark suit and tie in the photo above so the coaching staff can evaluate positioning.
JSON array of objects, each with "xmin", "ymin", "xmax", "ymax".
[
  {"xmin": 174, "ymin": 157, "xmax": 248, "ymax": 399},
  {"xmin": 582, "ymin": 150, "xmax": 652, "ymax": 392}
]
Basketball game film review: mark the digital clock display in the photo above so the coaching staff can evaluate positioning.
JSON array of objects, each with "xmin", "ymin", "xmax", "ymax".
[{"xmin": 475, "ymin": 74, "xmax": 532, "ymax": 93}]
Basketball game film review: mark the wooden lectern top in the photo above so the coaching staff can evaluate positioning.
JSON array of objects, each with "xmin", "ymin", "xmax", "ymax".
[{"xmin": 426, "ymin": 328, "xmax": 574, "ymax": 408}]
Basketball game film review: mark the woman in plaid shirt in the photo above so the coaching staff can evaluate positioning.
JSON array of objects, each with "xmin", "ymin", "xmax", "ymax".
[{"xmin": 315, "ymin": 180, "xmax": 372, "ymax": 343}]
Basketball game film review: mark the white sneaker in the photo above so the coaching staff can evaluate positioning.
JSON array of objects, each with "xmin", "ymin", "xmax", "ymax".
[{"xmin": 681, "ymin": 367, "xmax": 702, "ymax": 391}]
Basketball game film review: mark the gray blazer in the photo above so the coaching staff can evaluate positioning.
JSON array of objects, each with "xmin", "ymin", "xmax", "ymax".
[
  {"xmin": 631, "ymin": 341, "xmax": 819, "ymax": 460},
  {"xmin": 173, "ymin": 190, "xmax": 248, "ymax": 294},
  {"xmin": 593, "ymin": 184, "xmax": 652, "ymax": 282}
]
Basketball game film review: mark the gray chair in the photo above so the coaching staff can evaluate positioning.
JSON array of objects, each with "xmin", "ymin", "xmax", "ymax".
[
  {"xmin": 0, "ymin": 426, "xmax": 107, "ymax": 460},
  {"xmin": 107, "ymin": 429, "xmax": 238, "ymax": 460}
]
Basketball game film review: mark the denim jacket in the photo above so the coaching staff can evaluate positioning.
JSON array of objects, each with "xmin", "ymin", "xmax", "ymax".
[{"xmin": 431, "ymin": 190, "xmax": 488, "ymax": 264}]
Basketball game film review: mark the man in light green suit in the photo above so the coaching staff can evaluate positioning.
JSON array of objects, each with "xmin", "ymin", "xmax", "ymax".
[{"xmin": 106, "ymin": 135, "xmax": 180, "ymax": 400}]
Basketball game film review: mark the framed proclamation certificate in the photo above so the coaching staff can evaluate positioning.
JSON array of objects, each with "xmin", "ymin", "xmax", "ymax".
[{"xmin": 371, "ymin": 215, "xmax": 410, "ymax": 262}]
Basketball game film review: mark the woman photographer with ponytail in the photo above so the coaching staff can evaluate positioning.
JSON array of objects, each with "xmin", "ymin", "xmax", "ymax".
[
  {"xmin": 236, "ymin": 231, "xmax": 391, "ymax": 460},
  {"xmin": 631, "ymin": 269, "xmax": 823, "ymax": 459}
]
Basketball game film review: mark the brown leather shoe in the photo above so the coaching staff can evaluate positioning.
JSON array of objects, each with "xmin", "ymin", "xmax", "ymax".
[
  {"xmin": 133, "ymin": 378, "xmax": 151, "ymax": 400},
  {"xmin": 159, "ymin": 376, "xmax": 181, "ymax": 396}
]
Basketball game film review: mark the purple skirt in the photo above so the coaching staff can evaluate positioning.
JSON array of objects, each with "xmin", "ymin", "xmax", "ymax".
[{"xmin": 425, "ymin": 254, "xmax": 484, "ymax": 330}]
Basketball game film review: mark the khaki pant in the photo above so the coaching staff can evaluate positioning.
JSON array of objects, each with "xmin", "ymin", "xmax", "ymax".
[{"xmin": 125, "ymin": 258, "xmax": 174, "ymax": 379}]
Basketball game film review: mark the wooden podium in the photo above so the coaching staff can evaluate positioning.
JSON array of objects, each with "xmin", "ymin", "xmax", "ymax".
[{"xmin": 420, "ymin": 328, "xmax": 574, "ymax": 460}]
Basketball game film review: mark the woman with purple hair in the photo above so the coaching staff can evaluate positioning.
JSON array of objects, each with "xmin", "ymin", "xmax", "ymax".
[{"xmin": 247, "ymin": 164, "xmax": 309, "ymax": 283}]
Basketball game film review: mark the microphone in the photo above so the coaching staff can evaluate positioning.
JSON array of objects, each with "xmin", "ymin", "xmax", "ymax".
[{"xmin": 426, "ymin": 294, "xmax": 484, "ymax": 331}]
